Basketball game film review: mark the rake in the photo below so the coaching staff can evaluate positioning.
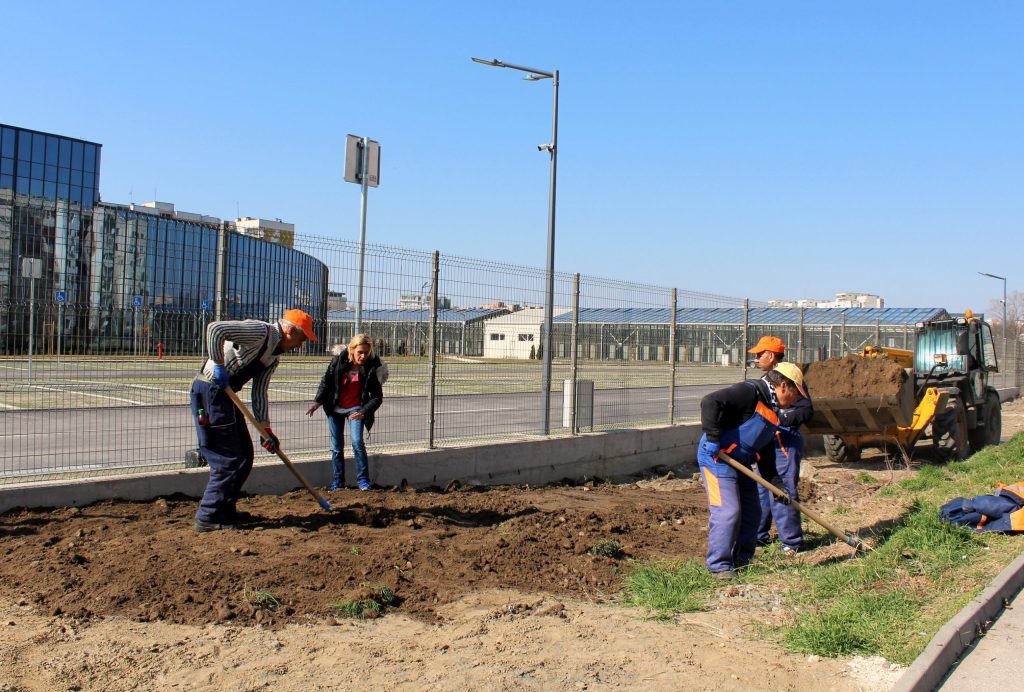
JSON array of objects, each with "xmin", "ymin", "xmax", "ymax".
[
  {"xmin": 717, "ymin": 450, "xmax": 872, "ymax": 553},
  {"xmin": 224, "ymin": 386, "xmax": 334, "ymax": 513}
]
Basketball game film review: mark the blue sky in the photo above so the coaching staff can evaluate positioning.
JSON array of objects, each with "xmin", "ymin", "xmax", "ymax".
[{"xmin": 5, "ymin": 1, "xmax": 1020, "ymax": 311}]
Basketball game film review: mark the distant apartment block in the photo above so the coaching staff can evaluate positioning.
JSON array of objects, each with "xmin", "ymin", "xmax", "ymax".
[
  {"xmin": 233, "ymin": 216, "xmax": 296, "ymax": 249},
  {"xmin": 769, "ymin": 292, "xmax": 885, "ymax": 309}
]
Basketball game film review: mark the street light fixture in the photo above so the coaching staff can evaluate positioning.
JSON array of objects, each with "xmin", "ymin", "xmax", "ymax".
[
  {"xmin": 979, "ymin": 271, "xmax": 1008, "ymax": 367},
  {"xmin": 472, "ymin": 56, "xmax": 559, "ymax": 435}
]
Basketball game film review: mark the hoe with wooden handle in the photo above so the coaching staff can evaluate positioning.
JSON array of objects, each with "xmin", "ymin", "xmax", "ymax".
[
  {"xmin": 224, "ymin": 386, "xmax": 334, "ymax": 513},
  {"xmin": 717, "ymin": 450, "xmax": 871, "ymax": 553}
]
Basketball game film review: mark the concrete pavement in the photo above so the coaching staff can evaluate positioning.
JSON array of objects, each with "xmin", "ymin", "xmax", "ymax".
[{"xmin": 892, "ymin": 549, "xmax": 1024, "ymax": 691}]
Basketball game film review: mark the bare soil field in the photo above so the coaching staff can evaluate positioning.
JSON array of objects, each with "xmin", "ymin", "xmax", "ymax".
[{"xmin": 1, "ymin": 397, "xmax": 1021, "ymax": 691}]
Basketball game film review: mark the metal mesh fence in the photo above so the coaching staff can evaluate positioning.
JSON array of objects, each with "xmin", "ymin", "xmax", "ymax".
[{"xmin": 0, "ymin": 213, "xmax": 1019, "ymax": 485}]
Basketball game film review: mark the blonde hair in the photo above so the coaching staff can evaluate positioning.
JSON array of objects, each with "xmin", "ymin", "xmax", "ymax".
[{"xmin": 347, "ymin": 333, "xmax": 374, "ymax": 358}]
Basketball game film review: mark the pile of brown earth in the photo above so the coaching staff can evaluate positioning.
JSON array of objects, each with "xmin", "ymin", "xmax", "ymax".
[{"xmin": 802, "ymin": 354, "xmax": 907, "ymax": 399}]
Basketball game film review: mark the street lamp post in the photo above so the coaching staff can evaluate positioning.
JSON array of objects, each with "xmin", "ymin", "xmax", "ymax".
[
  {"xmin": 979, "ymin": 271, "xmax": 1008, "ymax": 367},
  {"xmin": 472, "ymin": 56, "xmax": 559, "ymax": 435}
]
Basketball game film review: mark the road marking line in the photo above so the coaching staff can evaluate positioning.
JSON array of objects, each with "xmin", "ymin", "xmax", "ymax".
[{"xmin": 28, "ymin": 385, "xmax": 147, "ymax": 406}]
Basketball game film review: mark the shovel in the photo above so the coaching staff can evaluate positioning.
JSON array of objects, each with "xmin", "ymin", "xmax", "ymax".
[
  {"xmin": 224, "ymin": 386, "xmax": 335, "ymax": 513},
  {"xmin": 717, "ymin": 450, "xmax": 871, "ymax": 553}
]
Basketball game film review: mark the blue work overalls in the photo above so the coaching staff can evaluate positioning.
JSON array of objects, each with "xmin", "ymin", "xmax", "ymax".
[
  {"xmin": 756, "ymin": 425, "xmax": 804, "ymax": 550},
  {"xmin": 698, "ymin": 400, "xmax": 780, "ymax": 573},
  {"xmin": 190, "ymin": 330, "xmax": 271, "ymax": 523}
]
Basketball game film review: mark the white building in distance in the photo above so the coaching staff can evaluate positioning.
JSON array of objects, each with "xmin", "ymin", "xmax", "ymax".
[
  {"xmin": 483, "ymin": 307, "xmax": 569, "ymax": 359},
  {"xmin": 232, "ymin": 216, "xmax": 295, "ymax": 248},
  {"xmin": 769, "ymin": 292, "xmax": 884, "ymax": 309}
]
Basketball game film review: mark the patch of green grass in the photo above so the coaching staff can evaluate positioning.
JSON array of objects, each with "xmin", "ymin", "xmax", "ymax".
[
  {"xmin": 329, "ymin": 586, "xmax": 397, "ymax": 619},
  {"xmin": 855, "ymin": 471, "xmax": 878, "ymax": 484},
  {"xmin": 785, "ymin": 588, "xmax": 920, "ymax": 659},
  {"xmin": 622, "ymin": 558, "xmax": 719, "ymax": 619},
  {"xmin": 242, "ymin": 588, "xmax": 281, "ymax": 612},
  {"xmin": 350, "ymin": 546, "xmax": 361, "ymax": 555}
]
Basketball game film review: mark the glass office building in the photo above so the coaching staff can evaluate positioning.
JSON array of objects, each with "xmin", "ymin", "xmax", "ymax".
[
  {"xmin": 0, "ymin": 124, "xmax": 100, "ymax": 208},
  {"xmin": 0, "ymin": 123, "xmax": 327, "ymax": 356}
]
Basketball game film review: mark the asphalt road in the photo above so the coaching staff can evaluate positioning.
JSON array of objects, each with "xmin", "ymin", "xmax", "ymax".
[{"xmin": 0, "ymin": 384, "xmax": 721, "ymax": 479}]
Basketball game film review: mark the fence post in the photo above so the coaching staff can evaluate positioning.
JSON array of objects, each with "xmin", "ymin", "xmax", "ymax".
[
  {"xmin": 569, "ymin": 273, "xmax": 580, "ymax": 434},
  {"xmin": 798, "ymin": 306, "xmax": 805, "ymax": 363},
  {"xmin": 741, "ymin": 298, "xmax": 750, "ymax": 380},
  {"xmin": 427, "ymin": 251, "xmax": 439, "ymax": 450},
  {"xmin": 669, "ymin": 288, "xmax": 677, "ymax": 424}
]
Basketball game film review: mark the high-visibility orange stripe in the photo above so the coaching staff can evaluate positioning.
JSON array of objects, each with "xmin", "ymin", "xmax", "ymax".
[
  {"xmin": 755, "ymin": 402, "xmax": 779, "ymax": 425},
  {"xmin": 776, "ymin": 431, "xmax": 790, "ymax": 460},
  {"xmin": 1011, "ymin": 509, "xmax": 1024, "ymax": 532},
  {"xmin": 724, "ymin": 443, "xmax": 737, "ymax": 454},
  {"xmin": 702, "ymin": 468, "xmax": 722, "ymax": 507}
]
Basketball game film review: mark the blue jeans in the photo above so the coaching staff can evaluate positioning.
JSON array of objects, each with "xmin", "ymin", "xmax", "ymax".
[{"xmin": 327, "ymin": 408, "xmax": 368, "ymax": 487}]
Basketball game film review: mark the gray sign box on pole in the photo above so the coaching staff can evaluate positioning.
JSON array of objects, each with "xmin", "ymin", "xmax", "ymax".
[
  {"xmin": 344, "ymin": 135, "xmax": 381, "ymax": 187},
  {"xmin": 21, "ymin": 257, "xmax": 42, "ymax": 279}
]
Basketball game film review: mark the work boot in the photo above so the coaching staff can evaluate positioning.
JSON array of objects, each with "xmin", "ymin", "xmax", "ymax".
[
  {"xmin": 781, "ymin": 545, "xmax": 800, "ymax": 557},
  {"xmin": 194, "ymin": 517, "xmax": 239, "ymax": 533},
  {"xmin": 358, "ymin": 481, "xmax": 371, "ymax": 491},
  {"xmin": 712, "ymin": 570, "xmax": 736, "ymax": 582}
]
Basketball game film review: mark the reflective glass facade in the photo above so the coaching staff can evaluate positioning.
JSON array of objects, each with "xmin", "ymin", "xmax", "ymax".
[
  {"xmin": 0, "ymin": 124, "xmax": 327, "ymax": 356},
  {"xmin": 0, "ymin": 124, "xmax": 100, "ymax": 209}
]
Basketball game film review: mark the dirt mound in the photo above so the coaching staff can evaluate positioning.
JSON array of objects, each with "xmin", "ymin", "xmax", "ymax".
[
  {"xmin": 803, "ymin": 355, "xmax": 908, "ymax": 399},
  {"xmin": 0, "ymin": 480, "xmax": 708, "ymax": 627}
]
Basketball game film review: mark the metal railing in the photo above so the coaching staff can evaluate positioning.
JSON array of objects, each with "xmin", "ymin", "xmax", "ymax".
[{"xmin": 0, "ymin": 231, "xmax": 1019, "ymax": 485}]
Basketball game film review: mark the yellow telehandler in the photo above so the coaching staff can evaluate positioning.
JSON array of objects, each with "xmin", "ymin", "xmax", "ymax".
[{"xmin": 803, "ymin": 312, "xmax": 1003, "ymax": 462}]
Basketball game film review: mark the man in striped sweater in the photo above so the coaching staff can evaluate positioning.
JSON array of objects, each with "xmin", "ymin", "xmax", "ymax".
[{"xmin": 189, "ymin": 309, "xmax": 317, "ymax": 532}]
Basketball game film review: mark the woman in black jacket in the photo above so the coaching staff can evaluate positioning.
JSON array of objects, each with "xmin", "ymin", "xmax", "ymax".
[{"xmin": 306, "ymin": 334, "xmax": 387, "ymax": 490}]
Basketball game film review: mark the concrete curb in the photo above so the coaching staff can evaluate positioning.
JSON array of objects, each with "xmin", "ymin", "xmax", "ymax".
[{"xmin": 892, "ymin": 548, "xmax": 1024, "ymax": 692}]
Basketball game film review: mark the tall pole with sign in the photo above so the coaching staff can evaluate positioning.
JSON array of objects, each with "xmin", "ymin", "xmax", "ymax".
[{"xmin": 344, "ymin": 135, "xmax": 381, "ymax": 333}]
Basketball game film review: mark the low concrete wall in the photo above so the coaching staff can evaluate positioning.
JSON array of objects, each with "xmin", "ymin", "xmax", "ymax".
[{"xmin": 0, "ymin": 423, "xmax": 704, "ymax": 514}]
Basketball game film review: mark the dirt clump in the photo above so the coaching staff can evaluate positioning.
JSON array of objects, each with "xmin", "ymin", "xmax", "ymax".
[{"xmin": 803, "ymin": 354, "xmax": 908, "ymax": 399}]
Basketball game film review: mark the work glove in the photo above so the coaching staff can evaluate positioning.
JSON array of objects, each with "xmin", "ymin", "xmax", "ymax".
[
  {"xmin": 767, "ymin": 477, "xmax": 791, "ymax": 505},
  {"xmin": 212, "ymin": 363, "xmax": 230, "ymax": 387},
  {"xmin": 260, "ymin": 427, "xmax": 280, "ymax": 453},
  {"xmin": 704, "ymin": 440, "xmax": 720, "ymax": 459}
]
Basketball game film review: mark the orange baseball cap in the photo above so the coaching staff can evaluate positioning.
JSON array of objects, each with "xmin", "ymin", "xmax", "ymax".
[
  {"xmin": 748, "ymin": 336, "xmax": 785, "ymax": 354},
  {"xmin": 283, "ymin": 308, "xmax": 317, "ymax": 342}
]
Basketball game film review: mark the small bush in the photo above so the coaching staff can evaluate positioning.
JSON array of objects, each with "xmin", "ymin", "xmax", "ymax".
[
  {"xmin": 330, "ymin": 586, "xmax": 397, "ymax": 619},
  {"xmin": 242, "ymin": 588, "xmax": 280, "ymax": 613},
  {"xmin": 590, "ymin": 539, "xmax": 623, "ymax": 558}
]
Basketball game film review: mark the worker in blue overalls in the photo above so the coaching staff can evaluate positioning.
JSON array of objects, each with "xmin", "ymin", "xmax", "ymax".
[
  {"xmin": 747, "ymin": 337, "xmax": 815, "ymax": 555},
  {"xmin": 697, "ymin": 365, "xmax": 803, "ymax": 579},
  {"xmin": 190, "ymin": 308, "xmax": 316, "ymax": 532}
]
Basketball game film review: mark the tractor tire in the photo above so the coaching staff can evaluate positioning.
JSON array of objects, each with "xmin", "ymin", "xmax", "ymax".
[
  {"xmin": 823, "ymin": 435, "xmax": 861, "ymax": 464},
  {"xmin": 933, "ymin": 400, "xmax": 970, "ymax": 461},
  {"xmin": 968, "ymin": 391, "xmax": 1002, "ymax": 451}
]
